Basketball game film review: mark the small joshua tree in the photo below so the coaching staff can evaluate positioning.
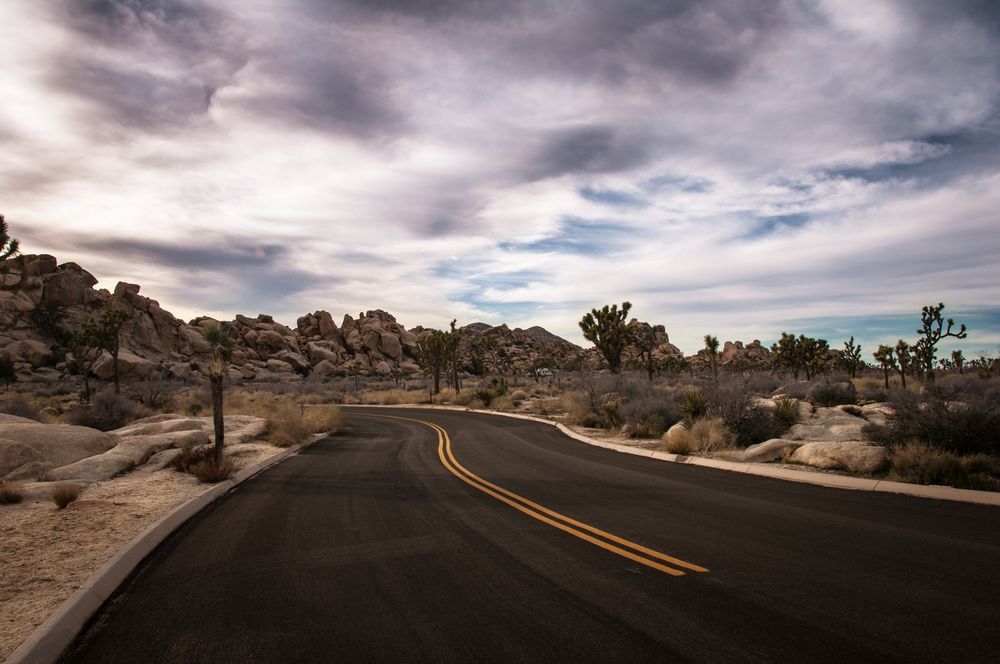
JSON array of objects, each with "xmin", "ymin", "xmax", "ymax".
[
  {"xmin": 873, "ymin": 345, "xmax": 896, "ymax": 390},
  {"xmin": 951, "ymin": 349, "xmax": 965, "ymax": 374},
  {"xmin": 579, "ymin": 301, "xmax": 632, "ymax": 373},
  {"xmin": 703, "ymin": 334, "xmax": 720, "ymax": 389},
  {"xmin": 894, "ymin": 339, "xmax": 912, "ymax": 389},
  {"xmin": 914, "ymin": 303, "xmax": 967, "ymax": 382},
  {"xmin": 629, "ymin": 322, "xmax": 658, "ymax": 382},
  {"xmin": 202, "ymin": 324, "xmax": 236, "ymax": 464},
  {"xmin": 0, "ymin": 214, "xmax": 28, "ymax": 292},
  {"xmin": 841, "ymin": 336, "xmax": 863, "ymax": 378}
]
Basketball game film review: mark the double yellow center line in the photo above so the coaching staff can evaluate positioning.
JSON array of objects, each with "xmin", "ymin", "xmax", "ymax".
[{"xmin": 362, "ymin": 413, "xmax": 709, "ymax": 577}]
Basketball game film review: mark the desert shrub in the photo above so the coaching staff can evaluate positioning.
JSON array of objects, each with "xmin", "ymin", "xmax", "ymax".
[
  {"xmin": 740, "ymin": 373, "xmax": 783, "ymax": 396},
  {"xmin": 807, "ymin": 379, "xmax": 857, "ymax": 407},
  {"xmin": 170, "ymin": 445, "xmax": 214, "ymax": 472},
  {"xmin": 888, "ymin": 442, "xmax": 1000, "ymax": 491},
  {"xmin": 189, "ymin": 457, "xmax": 236, "ymax": 483},
  {"xmin": 509, "ymin": 389, "xmax": 528, "ymax": 404},
  {"xmin": 268, "ymin": 402, "xmax": 342, "ymax": 447},
  {"xmin": 128, "ymin": 379, "xmax": 182, "ymax": 410},
  {"xmin": 728, "ymin": 405, "xmax": 786, "ymax": 447},
  {"xmin": 64, "ymin": 389, "xmax": 151, "ymax": 431},
  {"xmin": 51, "ymin": 482, "xmax": 81, "ymax": 509},
  {"xmin": 661, "ymin": 418, "xmax": 735, "ymax": 454},
  {"xmin": 854, "ymin": 377, "xmax": 888, "ymax": 403},
  {"xmin": 617, "ymin": 389, "xmax": 683, "ymax": 438},
  {"xmin": 0, "ymin": 483, "xmax": 24, "ymax": 504},
  {"xmin": 773, "ymin": 397, "xmax": 799, "ymax": 427},
  {"xmin": 872, "ymin": 382, "xmax": 1000, "ymax": 455},
  {"xmin": 0, "ymin": 396, "xmax": 43, "ymax": 421},
  {"xmin": 360, "ymin": 389, "xmax": 424, "ymax": 405},
  {"xmin": 490, "ymin": 395, "xmax": 515, "ymax": 412},
  {"xmin": 680, "ymin": 387, "xmax": 709, "ymax": 423}
]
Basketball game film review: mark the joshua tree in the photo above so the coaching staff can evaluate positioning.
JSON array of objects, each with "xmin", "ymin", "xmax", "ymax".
[
  {"xmin": 0, "ymin": 214, "xmax": 28, "ymax": 292},
  {"xmin": 91, "ymin": 308, "xmax": 129, "ymax": 393},
  {"xmin": 841, "ymin": 336, "xmax": 863, "ymax": 378},
  {"xmin": 416, "ymin": 329, "xmax": 450, "ymax": 394},
  {"xmin": 770, "ymin": 333, "xmax": 829, "ymax": 380},
  {"xmin": 67, "ymin": 326, "xmax": 102, "ymax": 401},
  {"xmin": 629, "ymin": 322, "xmax": 658, "ymax": 382},
  {"xmin": 579, "ymin": 301, "xmax": 632, "ymax": 373},
  {"xmin": 951, "ymin": 349, "xmax": 965, "ymax": 374},
  {"xmin": 914, "ymin": 303, "xmax": 967, "ymax": 382},
  {"xmin": 202, "ymin": 324, "xmax": 236, "ymax": 464},
  {"xmin": 445, "ymin": 320, "xmax": 462, "ymax": 392},
  {"xmin": 703, "ymin": 334, "xmax": 720, "ymax": 389},
  {"xmin": 873, "ymin": 345, "xmax": 895, "ymax": 389},
  {"xmin": 894, "ymin": 339, "xmax": 912, "ymax": 389}
]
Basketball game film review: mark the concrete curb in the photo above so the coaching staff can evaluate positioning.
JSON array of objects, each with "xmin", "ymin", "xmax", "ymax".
[
  {"xmin": 350, "ymin": 405, "xmax": 1000, "ymax": 508},
  {"xmin": 5, "ymin": 432, "xmax": 331, "ymax": 664}
]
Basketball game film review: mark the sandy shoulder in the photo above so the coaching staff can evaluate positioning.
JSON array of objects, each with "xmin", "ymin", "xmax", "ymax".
[{"xmin": 0, "ymin": 442, "xmax": 284, "ymax": 661}]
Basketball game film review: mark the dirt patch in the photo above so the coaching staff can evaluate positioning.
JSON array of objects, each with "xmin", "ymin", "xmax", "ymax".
[{"xmin": 0, "ymin": 442, "xmax": 283, "ymax": 660}]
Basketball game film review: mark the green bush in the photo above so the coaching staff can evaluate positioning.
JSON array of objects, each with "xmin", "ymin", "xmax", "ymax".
[
  {"xmin": 680, "ymin": 388, "xmax": 709, "ymax": 424},
  {"xmin": 773, "ymin": 397, "xmax": 799, "ymax": 428}
]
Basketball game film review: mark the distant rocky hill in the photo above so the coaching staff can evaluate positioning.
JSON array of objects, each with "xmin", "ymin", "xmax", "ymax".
[{"xmin": 0, "ymin": 254, "xmax": 585, "ymax": 384}]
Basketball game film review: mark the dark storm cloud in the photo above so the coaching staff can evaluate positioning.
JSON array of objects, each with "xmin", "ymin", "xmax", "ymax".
[
  {"xmin": 48, "ymin": 0, "xmax": 247, "ymax": 133},
  {"xmin": 244, "ymin": 49, "xmax": 405, "ymax": 139},
  {"xmin": 70, "ymin": 236, "xmax": 292, "ymax": 271},
  {"xmin": 50, "ymin": 61, "xmax": 216, "ymax": 131},
  {"xmin": 526, "ymin": 125, "xmax": 651, "ymax": 181}
]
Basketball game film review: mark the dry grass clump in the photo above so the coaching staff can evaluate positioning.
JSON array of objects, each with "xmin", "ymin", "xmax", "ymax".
[
  {"xmin": 0, "ymin": 483, "xmax": 24, "ymax": 504},
  {"xmin": 51, "ymin": 482, "xmax": 82, "ymax": 509},
  {"xmin": 509, "ymin": 389, "xmax": 528, "ymax": 405},
  {"xmin": 888, "ymin": 442, "xmax": 1000, "ymax": 491},
  {"xmin": 360, "ymin": 388, "xmax": 426, "ymax": 405},
  {"xmin": 489, "ymin": 395, "xmax": 515, "ymax": 412},
  {"xmin": 189, "ymin": 457, "xmax": 236, "ymax": 483},
  {"xmin": 220, "ymin": 388, "xmax": 342, "ymax": 447},
  {"xmin": 661, "ymin": 418, "xmax": 736, "ymax": 455}
]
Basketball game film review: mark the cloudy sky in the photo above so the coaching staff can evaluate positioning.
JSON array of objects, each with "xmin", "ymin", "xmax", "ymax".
[{"xmin": 2, "ymin": 0, "xmax": 999, "ymax": 355}]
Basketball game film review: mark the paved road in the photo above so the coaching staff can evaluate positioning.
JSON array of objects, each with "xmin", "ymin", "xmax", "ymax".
[{"xmin": 61, "ymin": 408, "xmax": 1000, "ymax": 663}]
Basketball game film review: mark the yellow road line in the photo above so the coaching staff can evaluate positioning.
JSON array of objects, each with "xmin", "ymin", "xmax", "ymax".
[{"xmin": 355, "ymin": 412, "xmax": 709, "ymax": 577}]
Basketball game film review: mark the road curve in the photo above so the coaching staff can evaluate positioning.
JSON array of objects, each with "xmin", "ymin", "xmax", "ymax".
[{"xmin": 59, "ymin": 407, "xmax": 1000, "ymax": 663}]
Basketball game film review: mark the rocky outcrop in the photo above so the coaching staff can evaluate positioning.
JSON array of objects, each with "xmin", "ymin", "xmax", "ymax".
[
  {"xmin": 0, "ymin": 252, "xmax": 582, "ymax": 385},
  {"xmin": 456, "ymin": 321, "xmax": 584, "ymax": 374}
]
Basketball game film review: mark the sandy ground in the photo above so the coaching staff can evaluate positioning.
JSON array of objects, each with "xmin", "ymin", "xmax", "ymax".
[{"xmin": 0, "ymin": 442, "xmax": 283, "ymax": 661}]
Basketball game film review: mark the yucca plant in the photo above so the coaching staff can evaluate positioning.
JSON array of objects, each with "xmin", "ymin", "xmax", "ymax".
[{"xmin": 202, "ymin": 324, "xmax": 236, "ymax": 464}]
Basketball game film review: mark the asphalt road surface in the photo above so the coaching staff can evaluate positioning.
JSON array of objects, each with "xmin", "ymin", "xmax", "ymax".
[{"xmin": 60, "ymin": 407, "xmax": 1000, "ymax": 663}]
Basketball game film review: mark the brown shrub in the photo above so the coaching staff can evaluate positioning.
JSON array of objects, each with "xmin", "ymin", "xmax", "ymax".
[
  {"xmin": 189, "ymin": 457, "xmax": 236, "ymax": 483},
  {"xmin": 51, "ymin": 482, "xmax": 81, "ymax": 509},
  {"xmin": 0, "ymin": 483, "xmax": 24, "ymax": 504},
  {"xmin": 889, "ymin": 441, "xmax": 1000, "ymax": 491},
  {"xmin": 661, "ymin": 418, "xmax": 736, "ymax": 455}
]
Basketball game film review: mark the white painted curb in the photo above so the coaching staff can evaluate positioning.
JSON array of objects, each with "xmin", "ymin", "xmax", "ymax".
[
  {"xmin": 350, "ymin": 405, "xmax": 1000, "ymax": 508},
  {"xmin": 5, "ymin": 432, "xmax": 331, "ymax": 664}
]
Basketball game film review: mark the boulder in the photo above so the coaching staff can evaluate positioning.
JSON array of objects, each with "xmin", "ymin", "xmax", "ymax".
[
  {"xmin": 742, "ymin": 438, "xmax": 803, "ymax": 463},
  {"xmin": 266, "ymin": 358, "xmax": 294, "ymax": 373},
  {"xmin": 312, "ymin": 359, "xmax": 338, "ymax": 378},
  {"xmin": 860, "ymin": 402, "xmax": 894, "ymax": 428},
  {"xmin": 379, "ymin": 332, "xmax": 403, "ymax": 360},
  {"xmin": 4, "ymin": 460, "xmax": 54, "ymax": 481},
  {"xmin": 27, "ymin": 254, "xmax": 58, "ymax": 276},
  {"xmin": 0, "ymin": 422, "xmax": 115, "ymax": 468},
  {"xmin": 3, "ymin": 339, "xmax": 53, "ymax": 367},
  {"xmin": 41, "ymin": 263, "xmax": 101, "ymax": 306},
  {"xmin": 317, "ymin": 311, "xmax": 339, "ymax": 339},
  {"xmin": 373, "ymin": 360, "xmax": 392, "ymax": 376},
  {"xmin": 772, "ymin": 381, "xmax": 812, "ymax": 399},
  {"xmin": 786, "ymin": 406, "xmax": 866, "ymax": 442},
  {"xmin": 306, "ymin": 342, "xmax": 340, "ymax": 365},
  {"xmin": 92, "ymin": 349, "xmax": 156, "ymax": 380},
  {"xmin": 111, "ymin": 415, "xmax": 208, "ymax": 438},
  {"xmin": 0, "ymin": 438, "xmax": 46, "ymax": 477},
  {"xmin": 44, "ymin": 452, "xmax": 136, "ymax": 482},
  {"xmin": 399, "ymin": 361, "xmax": 421, "ymax": 375},
  {"xmin": 274, "ymin": 351, "xmax": 310, "ymax": 372},
  {"xmin": 789, "ymin": 441, "xmax": 889, "ymax": 473}
]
